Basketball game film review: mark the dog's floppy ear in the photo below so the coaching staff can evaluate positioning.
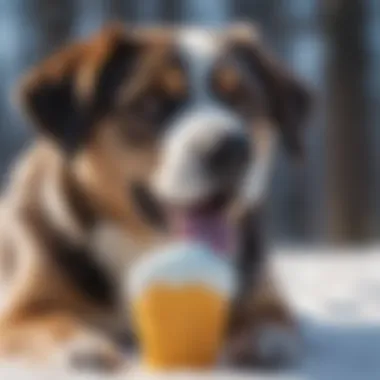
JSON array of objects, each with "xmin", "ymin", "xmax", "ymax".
[
  {"xmin": 18, "ymin": 24, "xmax": 141, "ymax": 153},
  {"xmin": 231, "ymin": 23, "xmax": 312, "ymax": 157}
]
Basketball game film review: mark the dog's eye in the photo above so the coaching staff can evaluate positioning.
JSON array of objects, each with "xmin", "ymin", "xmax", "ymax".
[
  {"xmin": 215, "ymin": 67, "xmax": 241, "ymax": 95},
  {"xmin": 124, "ymin": 95, "xmax": 165, "ymax": 125},
  {"xmin": 115, "ymin": 90, "xmax": 187, "ymax": 146},
  {"xmin": 114, "ymin": 96, "xmax": 164, "ymax": 144},
  {"xmin": 135, "ymin": 91, "xmax": 185, "ymax": 126},
  {"xmin": 211, "ymin": 66, "xmax": 253, "ymax": 113}
]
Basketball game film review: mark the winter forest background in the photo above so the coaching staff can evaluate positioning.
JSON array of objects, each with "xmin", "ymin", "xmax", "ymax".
[{"xmin": 0, "ymin": 0, "xmax": 379, "ymax": 245}]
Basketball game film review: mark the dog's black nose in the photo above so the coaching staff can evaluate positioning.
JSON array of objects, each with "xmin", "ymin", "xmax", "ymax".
[{"xmin": 205, "ymin": 133, "xmax": 251, "ymax": 177}]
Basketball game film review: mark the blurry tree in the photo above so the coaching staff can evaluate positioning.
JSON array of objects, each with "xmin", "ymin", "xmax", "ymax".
[
  {"xmin": 0, "ymin": 0, "xmax": 377, "ymax": 242},
  {"xmin": 324, "ymin": 0, "xmax": 371, "ymax": 242},
  {"xmin": 105, "ymin": 0, "xmax": 136, "ymax": 22},
  {"xmin": 28, "ymin": 0, "xmax": 75, "ymax": 55},
  {"xmin": 161, "ymin": 0, "xmax": 182, "ymax": 22},
  {"xmin": 232, "ymin": 0, "xmax": 283, "ymax": 46},
  {"xmin": 232, "ymin": 0, "xmax": 311, "ymax": 242}
]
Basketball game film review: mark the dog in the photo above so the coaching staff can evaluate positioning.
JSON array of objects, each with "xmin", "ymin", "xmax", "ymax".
[{"xmin": 0, "ymin": 23, "xmax": 311, "ymax": 370}]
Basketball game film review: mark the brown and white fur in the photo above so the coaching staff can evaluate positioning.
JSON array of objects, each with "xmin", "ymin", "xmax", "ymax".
[{"xmin": 0, "ymin": 23, "xmax": 311, "ymax": 370}]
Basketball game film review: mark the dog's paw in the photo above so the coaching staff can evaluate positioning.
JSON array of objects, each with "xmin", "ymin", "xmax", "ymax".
[
  {"xmin": 253, "ymin": 324, "xmax": 301, "ymax": 368},
  {"xmin": 68, "ymin": 346, "xmax": 124, "ymax": 372},
  {"xmin": 60, "ymin": 334, "xmax": 127, "ymax": 372},
  {"xmin": 227, "ymin": 324, "xmax": 301, "ymax": 369}
]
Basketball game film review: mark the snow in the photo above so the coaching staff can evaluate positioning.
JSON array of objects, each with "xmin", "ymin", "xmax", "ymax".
[
  {"xmin": 273, "ymin": 247, "xmax": 380, "ymax": 380},
  {"xmin": 0, "ymin": 247, "xmax": 379, "ymax": 379}
]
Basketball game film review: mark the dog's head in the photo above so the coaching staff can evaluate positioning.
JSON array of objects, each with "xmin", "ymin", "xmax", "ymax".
[{"xmin": 19, "ymin": 23, "xmax": 311, "ymax": 246}]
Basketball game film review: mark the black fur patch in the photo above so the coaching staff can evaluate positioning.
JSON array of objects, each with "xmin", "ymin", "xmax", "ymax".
[
  {"xmin": 26, "ymin": 75, "xmax": 86, "ymax": 153},
  {"xmin": 131, "ymin": 183, "xmax": 167, "ymax": 229},
  {"xmin": 23, "ymin": 39, "xmax": 140, "ymax": 154},
  {"xmin": 235, "ymin": 207, "xmax": 266, "ymax": 299},
  {"xmin": 92, "ymin": 40, "xmax": 140, "ymax": 119},
  {"xmin": 232, "ymin": 42, "xmax": 312, "ymax": 157},
  {"xmin": 24, "ymin": 190, "xmax": 116, "ymax": 308},
  {"xmin": 52, "ymin": 237, "xmax": 116, "ymax": 307}
]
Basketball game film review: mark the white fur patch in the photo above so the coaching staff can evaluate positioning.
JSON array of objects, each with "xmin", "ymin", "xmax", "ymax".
[
  {"xmin": 152, "ymin": 29, "xmax": 244, "ymax": 205},
  {"xmin": 152, "ymin": 28, "xmax": 277, "ymax": 209},
  {"xmin": 152, "ymin": 108, "xmax": 243, "ymax": 204},
  {"xmin": 239, "ymin": 123, "xmax": 278, "ymax": 208},
  {"xmin": 41, "ymin": 168, "xmax": 85, "ymax": 242}
]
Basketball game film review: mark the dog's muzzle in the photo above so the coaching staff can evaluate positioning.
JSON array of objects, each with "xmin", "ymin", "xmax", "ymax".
[
  {"xmin": 203, "ymin": 132, "xmax": 251, "ymax": 181},
  {"xmin": 152, "ymin": 107, "xmax": 251, "ymax": 206}
]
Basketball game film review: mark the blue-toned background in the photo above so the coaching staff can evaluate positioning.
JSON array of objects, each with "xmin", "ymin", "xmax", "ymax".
[{"xmin": 0, "ymin": 0, "xmax": 379, "ymax": 245}]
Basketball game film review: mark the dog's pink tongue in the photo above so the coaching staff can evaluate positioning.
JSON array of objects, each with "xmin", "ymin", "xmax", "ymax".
[{"xmin": 173, "ymin": 212, "xmax": 236, "ymax": 256}]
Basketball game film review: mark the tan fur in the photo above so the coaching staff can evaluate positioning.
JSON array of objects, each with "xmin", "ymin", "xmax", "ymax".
[
  {"xmin": 0, "ymin": 312, "xmax": 123, "ymax": 369},
  {"xmin": 72, "ymin": 124, "xmax": 164, "ymax": 243},
  {"xmin": 0, "ymin": 23, "xmax": 308, "ymax": 370},
  {"xmin": 226, "ymin": 272, "xmax": 296, "ymax": 365},
  {"xmin": 0, "ymin": 144, "xmax": 295, "ymax": 367}
]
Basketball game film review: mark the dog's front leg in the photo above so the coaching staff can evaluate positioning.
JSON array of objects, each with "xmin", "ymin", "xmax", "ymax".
[
  {"xmin": 0, "ymin": 312, "xmax": 126, "ymax": 371},
  {"xmin": 0, "ymin": 222, "xmax": 128, "ymax": 372},
  {"xmin": 227, "ymin": 209, "xmax": 300, "ymax": 368}
]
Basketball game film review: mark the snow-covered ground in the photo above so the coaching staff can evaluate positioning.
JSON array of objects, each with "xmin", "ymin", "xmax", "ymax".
[
  {"xmin": 1, "ymin": 247, "xmax": 379, "ymax": 379},
  {"xmin": 273, "ymin": 247, "xmax": 380, "ymax": 380}
]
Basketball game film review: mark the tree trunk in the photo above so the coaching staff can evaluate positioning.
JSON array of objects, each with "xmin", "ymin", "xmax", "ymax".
[
  {"xmin": 28, "ymin": 0, "xmax": 75, "ymax": 55},
  {"xmin": 106, "ymin": 0, "xmax": 137, "ymax": 22},
  {"xmin": 325, "ymin": 0, "xmax": 371, "ymax": 242}
]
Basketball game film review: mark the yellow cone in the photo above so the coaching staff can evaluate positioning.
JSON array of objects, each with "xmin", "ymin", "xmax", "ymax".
[{"xmin": 128, "ymin": 242, "xmax": 236, "ymax": 370}]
